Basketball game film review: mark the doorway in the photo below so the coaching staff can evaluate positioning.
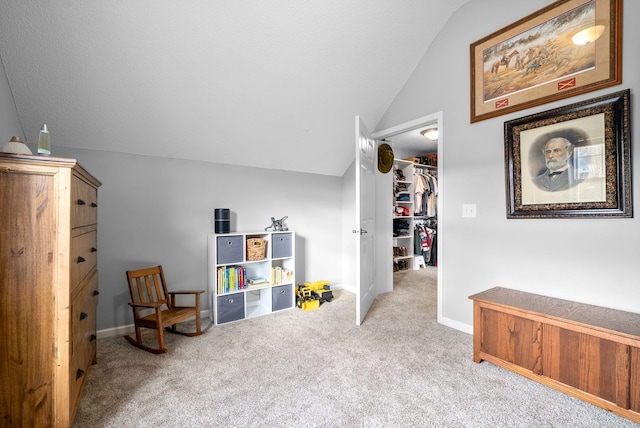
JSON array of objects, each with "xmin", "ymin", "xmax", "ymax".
[{"xmin": 372, "ymin": 111, "xmax": 443, "ymax": 323}]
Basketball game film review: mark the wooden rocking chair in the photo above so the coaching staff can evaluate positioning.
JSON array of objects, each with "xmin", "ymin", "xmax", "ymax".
[{"xmin": 125, "ymin": 265, "xmax": 204, "ymax": 354}]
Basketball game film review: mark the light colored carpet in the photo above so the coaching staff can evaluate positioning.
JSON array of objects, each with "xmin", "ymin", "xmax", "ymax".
[{"xmin": 74, "ymin": 268, "xmax": 637, "ymax": 427}]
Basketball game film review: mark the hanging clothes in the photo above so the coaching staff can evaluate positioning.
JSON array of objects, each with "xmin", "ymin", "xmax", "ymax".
[
  {"xmin": 414, "ymin": 168, "xmax": 438, "ymax": 217},
  {"xmin": 414, "ymin": 221, "xmax": 435, "ymax": 264}
]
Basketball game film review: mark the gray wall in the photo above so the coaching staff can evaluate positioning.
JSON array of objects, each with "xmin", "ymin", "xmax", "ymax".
[
  {"xmin": 44, "ymin": 147, "xmax": 344, "ymax": 330},
  {"xmin": 377, "ymin": 0, "xmax": 640, "ymax": 329},
  {"xmin": 0, "ymin": 58, "xmax": 23, "ymax": 144},
  {"xmin": 0, "ymin": 51, "xmax": 346, "ymax": 332}
]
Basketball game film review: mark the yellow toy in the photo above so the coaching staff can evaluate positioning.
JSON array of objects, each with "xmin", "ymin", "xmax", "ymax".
[
  {"xmin": 295, "ymin": 286, "xmax": 320, "ymax": 311},
  {"xmin": 303, "ymin": 280, "xmax": 333, "ymax": 304}
]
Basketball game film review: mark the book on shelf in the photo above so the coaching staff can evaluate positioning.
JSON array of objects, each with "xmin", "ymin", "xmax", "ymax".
[
  {"xmin": 271, "ymin": 266, "xmax": 293, "ymax": 285},
  {"xmin": 247, "ymin": 283, "xmax": 268, "ymax": 289},
  {"xmin": 283, "ymin": 268, "xmax": 293, "ymax": 284},
  {"xmin": 217, "ymin": 265, "xmax": 247, "ymax": 293}
]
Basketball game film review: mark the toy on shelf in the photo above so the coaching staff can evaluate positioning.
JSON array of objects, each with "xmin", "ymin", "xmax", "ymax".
[{"xmin": 265, "ymin": 216, "xmax": 288, "ymax": 231}]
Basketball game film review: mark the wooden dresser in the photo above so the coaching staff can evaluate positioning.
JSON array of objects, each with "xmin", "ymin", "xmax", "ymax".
[
  {"xmin": 470, "ymin": 287, "xmax": 640, "ymax": 424},
  {"xmin": 0, "ymin": 153, "xmax": 101, "ymax": 427}
]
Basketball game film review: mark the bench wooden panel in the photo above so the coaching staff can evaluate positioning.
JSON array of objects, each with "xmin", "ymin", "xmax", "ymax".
[
  {"xmin": 470, "ymin": 287, "xmax": 640, "ymax": 424},
  {"xmin": 631, "ymin": 347, "xmax": 640, "ymax": 413}
]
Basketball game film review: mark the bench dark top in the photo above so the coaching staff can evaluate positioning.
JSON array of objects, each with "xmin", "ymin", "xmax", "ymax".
[{"xmin": 469, "ymin": 287, "xmax": 640, "ymax": 341}]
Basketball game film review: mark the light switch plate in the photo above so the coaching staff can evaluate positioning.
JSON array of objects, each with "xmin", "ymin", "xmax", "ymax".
[{"xmin": 462, "ymin": 204, "xmax": 477, "ymax": 218}]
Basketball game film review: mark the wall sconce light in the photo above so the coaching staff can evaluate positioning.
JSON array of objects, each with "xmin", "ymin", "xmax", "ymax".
[
  {"xmin": 572, "ymin": 24, "xmax": 605, "ymax": 45},
  {"xmin": 421, "ymin": 128, "xmax": 438, "ymax": 141}
]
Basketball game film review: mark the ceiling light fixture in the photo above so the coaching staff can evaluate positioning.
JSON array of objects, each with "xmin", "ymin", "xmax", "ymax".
[
  {"xmin": 421, "ymin": 128, "xmax": 438, "ymax": 141},
  {"xmin": 572, "ymin": 24, "xmax": 605, "ymax": 45}
]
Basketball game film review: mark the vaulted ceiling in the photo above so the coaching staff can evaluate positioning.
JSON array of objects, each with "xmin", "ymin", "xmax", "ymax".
[{"xmin": 0, "ymin": 1, "xmax": 469, "ymax": 176}]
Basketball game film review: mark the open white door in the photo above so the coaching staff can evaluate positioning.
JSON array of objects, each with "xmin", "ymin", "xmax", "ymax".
[{"xmin": 355, "ymin": 116, "xmax": 377, "ymax": 325}]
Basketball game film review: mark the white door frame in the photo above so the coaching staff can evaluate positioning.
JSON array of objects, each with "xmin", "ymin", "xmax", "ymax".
[{"xmin": 372, "ymin": 111, "xmax": 444, "ymax": 324}]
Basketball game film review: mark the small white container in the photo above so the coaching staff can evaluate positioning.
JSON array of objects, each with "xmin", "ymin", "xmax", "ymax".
[{"xmin": 37, "ymin": 124, "xmax": 51, "ymax": 155}]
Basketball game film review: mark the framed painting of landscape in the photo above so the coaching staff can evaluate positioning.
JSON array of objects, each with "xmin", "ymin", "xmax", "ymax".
[{"xmin": 470, "ymin": 0, "xmax": 621, "ymax": 123}]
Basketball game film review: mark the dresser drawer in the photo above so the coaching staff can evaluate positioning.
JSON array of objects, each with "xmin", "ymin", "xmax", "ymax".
[
  {"xmin": 72, "ymin": 174, "xmax": 98, "ymax": 229},
  {"xmin": 70, "ymin": 271, "xmax": 99, "ymax": 411},
  {"xmin": 71, "ymin": 230, "xmax": 97, "ymax": 290}
]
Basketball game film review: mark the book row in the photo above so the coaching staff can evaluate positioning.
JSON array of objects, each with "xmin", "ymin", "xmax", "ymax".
[{"xmin": 216, "ymin": 266, "xmax": 294, "ymax": 294}]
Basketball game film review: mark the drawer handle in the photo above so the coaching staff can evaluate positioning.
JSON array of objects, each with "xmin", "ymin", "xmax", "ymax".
[
  {"xmin": 228, "ymin": 298, "xmax": 234, "ymax": 304},
  {"xmin": 91, "ymin": 247, "xmax": 97, "ymax": 252},
  {"xmin": 93, "ymin": 290, "xmax": 100, "ymax": 296},
  {"xmin": 76, "ymin": 369, "xmax": 85, "ymax": 380},
  {"xmin": 80, "ymin": 312, "xmax": 88, "ymax": 320},
  {"xmin": 280, "ymin": 289, "xmax": 286, "ymax": 294},
  {"xmin": 90, "ymin": 334, "xmax": 97, "ymax": 342},
  {"xmin": 77, "ymin": 199, "xmax": 86, "ymax": 206},
  {"xmin": 77, "ymin": 256, "xmax": 86, "ymax": 263},
  {"xmin": 91, "ymin": 202, "xmax": 98, "ymax": 207}
]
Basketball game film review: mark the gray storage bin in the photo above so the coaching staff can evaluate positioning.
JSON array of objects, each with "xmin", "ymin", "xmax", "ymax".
[
  {"xmin": 272, "ymin": 284, "xmax": 293, "ymax": 311},
  {"xmin": 216, "ymin": 235, "xmax": 243, "ymax": 264},
  {"xmin": 272, "ymin": 233, "xmax": 293, "ymax": 258},
  {"xmin": 217, "ymin": 292, "xmax": 244, "ymax": 324}
]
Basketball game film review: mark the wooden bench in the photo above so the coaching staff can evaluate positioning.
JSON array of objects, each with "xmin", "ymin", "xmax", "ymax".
[{"xmin": 469, "ymin": 287, "xmax": 640, "ymax": 424}]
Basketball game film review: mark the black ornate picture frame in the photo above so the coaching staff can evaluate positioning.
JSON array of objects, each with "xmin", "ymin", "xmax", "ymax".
[{"xmin": 504, "ymin": 89, "xmax": 631, "ymax": 219}]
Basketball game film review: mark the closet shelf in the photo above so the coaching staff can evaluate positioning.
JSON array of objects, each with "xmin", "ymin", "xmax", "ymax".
[{"xmin": 393, "ymin": 157, "xmax": 438, "ymax": 272}]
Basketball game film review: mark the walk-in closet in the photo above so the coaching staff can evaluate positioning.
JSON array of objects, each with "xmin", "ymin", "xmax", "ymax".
[{"xmin": 386, "ymin": 124, "xmax": 439, "ymax": 284}]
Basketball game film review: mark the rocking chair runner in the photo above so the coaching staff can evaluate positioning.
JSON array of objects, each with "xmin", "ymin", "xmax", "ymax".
[{"xmin": 125, "ymin": 265, "xmax": 204, "ymax": 354}]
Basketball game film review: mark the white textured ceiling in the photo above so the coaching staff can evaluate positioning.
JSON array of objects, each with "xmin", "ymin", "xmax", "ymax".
[{"xmin": 0, "ymin": 1, "xmax": 467, "ymax": 176}]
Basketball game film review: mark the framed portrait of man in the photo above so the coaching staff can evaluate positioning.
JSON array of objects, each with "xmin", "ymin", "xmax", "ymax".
[{"xmin": 504, "ymin": 89, "xmax": 631, "ymax": 218}]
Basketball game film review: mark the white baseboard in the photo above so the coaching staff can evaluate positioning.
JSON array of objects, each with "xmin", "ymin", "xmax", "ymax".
[
  {"xmin": 333, "ymin": 283, "xmax": 354, "ymax": 294},
  {"xmin": 97, "ymin": 324, "xmax": 134, "ymax": 339},
  {"xmin": 97, "ymin": 309, "xmax": 212, "ymax": 339},
  {"xmin": 439, "ymin": 316, "xmax": 473, "ymax": 335},
  {"xmin": 98, "ymin": 306, "xmax": 472, "ymax": 338}
]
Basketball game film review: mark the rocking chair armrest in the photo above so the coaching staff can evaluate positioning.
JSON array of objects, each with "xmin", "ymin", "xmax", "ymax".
[
  {"xmin": 128, "ymin": 301, "xmax": 163, "ymax": 308},
  {"xmin": 168, "ymin": 290, "xmax": 205, "ymax": 295}
]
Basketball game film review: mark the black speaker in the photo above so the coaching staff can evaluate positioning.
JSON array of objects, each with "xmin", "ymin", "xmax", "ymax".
[{"xmin": 214, "ymin": 208, "xmax": 230, "ymax": 233}]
